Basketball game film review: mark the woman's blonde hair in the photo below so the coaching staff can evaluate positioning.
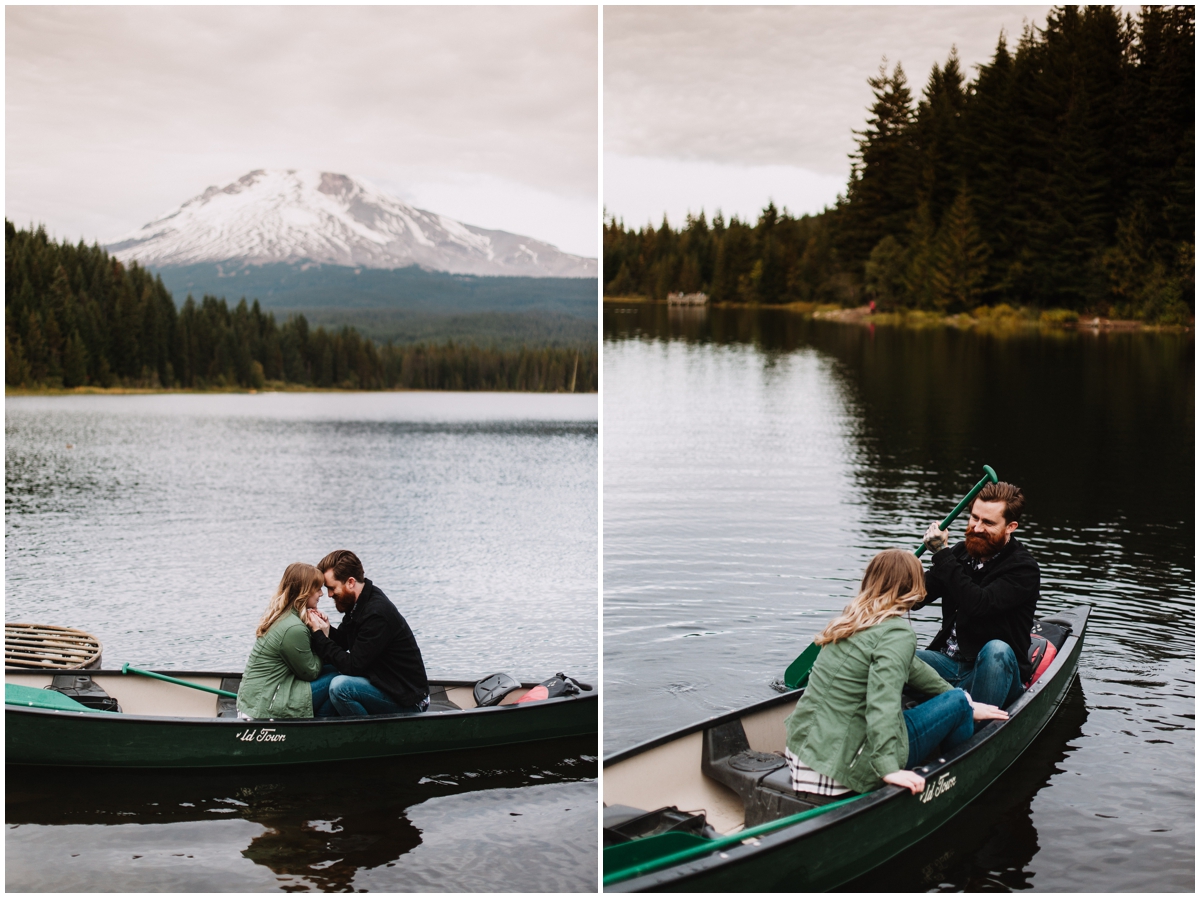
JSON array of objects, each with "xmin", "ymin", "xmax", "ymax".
[
  {"xmin": 815, "ymin": 549, "xmax": 926, "ymax": 645},
  {"xmin": 256, "ymin": 562, "xmax": 324, "ymax": 637}
]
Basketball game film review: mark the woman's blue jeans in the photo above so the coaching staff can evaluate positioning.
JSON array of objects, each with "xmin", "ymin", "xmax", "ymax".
[
  {"xmin": 310, "ymin": 665, "xmax": 340, "ymax": 717},
  {"xmin": 903, "ymin": 688, "xmax": 974, "ymax": 767}
]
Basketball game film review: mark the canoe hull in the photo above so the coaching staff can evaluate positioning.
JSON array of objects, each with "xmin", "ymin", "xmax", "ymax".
[
  {"xmin": 606, "ymin": 606, "xmax": 1087, "ymax": 891},
  {"xmin": 6, "ymin": 673, "xmax": 597, "ymax": 769}
]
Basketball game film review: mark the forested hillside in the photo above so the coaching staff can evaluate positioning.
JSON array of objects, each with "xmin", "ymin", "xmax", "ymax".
[
  {"xmin": 604, "ymin": 6, "xmax": 1193, "ymax": 323},
  {"xmin": 5, "ymin": 222, "xmax": 596, "ymax": 391}
]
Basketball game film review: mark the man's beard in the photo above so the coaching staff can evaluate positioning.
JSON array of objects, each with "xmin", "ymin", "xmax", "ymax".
[{"xmin": 964, "ymin": 528, "xmax": 1007, "ymax": 559}]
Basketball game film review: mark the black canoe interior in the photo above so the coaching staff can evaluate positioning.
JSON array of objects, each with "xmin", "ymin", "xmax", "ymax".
[
  {"xmin": 3, "ymin": 670, "xmax": 571, "ymax": 719},
  {"xmin": 604, "ymin": 607, "xmax": 1087, "ymax": 850}
]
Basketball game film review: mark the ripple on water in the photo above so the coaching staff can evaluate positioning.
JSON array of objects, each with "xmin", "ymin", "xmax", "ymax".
[{"xmin": 604, "ymin": 314, "xmax": 1193, "ymax": 891}]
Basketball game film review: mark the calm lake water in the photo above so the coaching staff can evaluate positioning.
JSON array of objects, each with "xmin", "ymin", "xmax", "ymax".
[
  {"xmin": 604, "ymin": 304, "xmax": 1193, "ymax": 892},
  {"xmin": 6, "ymin": 391, "xmax": 597, "ymax": 892}
]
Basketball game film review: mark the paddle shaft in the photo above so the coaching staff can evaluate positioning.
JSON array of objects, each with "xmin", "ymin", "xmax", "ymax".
[
  {"xmin": 783, "ymin": 464, "xmax": 1000, "ymax": 690},
  {"xmin": 121, "ymin": 663, "xmax": 238, "ymax": 699},
  {"xmin": 913, "ymin": 464, "xmax": 999, "ymax": 557}
]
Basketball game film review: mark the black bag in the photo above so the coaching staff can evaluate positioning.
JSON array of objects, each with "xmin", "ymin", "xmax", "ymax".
[
  {"xmin": 48, "ymin": 674, "xmax": 121, "ymax": 713},
  {"xmin": 515, "ymin": 672, "xmax": 591, "ymax": 703},
  {"xmin": 473, "ymin": 672, "xmax": 521, "ymax": 707}
]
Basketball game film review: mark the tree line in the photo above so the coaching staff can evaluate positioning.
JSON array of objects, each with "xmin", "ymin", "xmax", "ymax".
[
  {"xmin": 604, "ymin": 6, "xmax": 1194, "ymax": 323},
  {"xmin": 5, "ymin": 221, "xmax": 596, "ymax": 392}
]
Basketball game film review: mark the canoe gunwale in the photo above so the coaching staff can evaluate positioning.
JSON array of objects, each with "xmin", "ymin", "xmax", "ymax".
[
  {"xmin": 4, "ymin": 669, "xmax": 565, "ymax": 689},
  {"xmin": 604, "ymin": 604, "xmax": 1090, "ymax": 891},
  {"xmin": 5, "ymin": 691, "xmax": 597, "ymax": 726},
  {"xmin": 4, "ymin": 669, "xmax": 597, "ymax": 726}
]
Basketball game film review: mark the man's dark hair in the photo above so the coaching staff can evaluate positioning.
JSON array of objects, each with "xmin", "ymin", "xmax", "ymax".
[
  {"xmin": 317, "ymin": 549, "xmax": 365, "ymax": 583},
  {"xmin": 976, "ymin": 481, "xmax": 1025, "ymax": 523}
]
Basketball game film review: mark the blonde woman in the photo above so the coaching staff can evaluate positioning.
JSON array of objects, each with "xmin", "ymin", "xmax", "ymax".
[
  {"xmin": 237, "ymin": 563, "xmax": 336, "ymax": 719},
  {"xmin": 784, "ymin": 549, "xmax": 1008, "ymax": 797}
]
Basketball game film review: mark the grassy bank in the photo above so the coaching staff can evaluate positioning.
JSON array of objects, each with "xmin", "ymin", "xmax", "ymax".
[
  {"xmin": 604, "ymin": 296, "xmax": 1192, "ymax": 333},
  {"xmin": 6, "ymin": 382, "xmax": 596, "ymax": 396}
]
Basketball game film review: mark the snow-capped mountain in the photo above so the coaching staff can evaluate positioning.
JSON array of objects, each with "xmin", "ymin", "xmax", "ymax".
[{"xmin": 106, "ymin": 169, "xmax": 596, "ymax": 278}]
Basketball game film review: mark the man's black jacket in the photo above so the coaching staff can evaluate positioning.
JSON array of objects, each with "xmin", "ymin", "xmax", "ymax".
[
  {"xmin": 915, "ymin": 537, "xmax": 1040, "ymax": 684},
  {"xmin": 311, "ymin": 579, "xmax": 429, "ymax": 706}
]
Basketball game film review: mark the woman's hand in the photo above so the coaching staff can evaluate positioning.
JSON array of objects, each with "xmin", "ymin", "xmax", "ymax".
[
  {"xmin": 883, "ymin": 769, "xmax": 926, "ymax": 794},
  {"xmin": 306, "ymin": 613, "xmax": 330, "ymax": 636},
  {"xmin": 923, "ymin": 522, "xmax": 950, "ymax": 552},
  {"xmin": 969, "ymin": 699, "xmax": 1009, "ymax": 722}
]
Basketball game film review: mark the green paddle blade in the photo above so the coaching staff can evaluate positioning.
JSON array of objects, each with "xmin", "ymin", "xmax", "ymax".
[
  {"xmin": 604, "ymin": 831, "xmax": 712, "ymax": 878},
  {"xmin": 5, "ymin": 682, "xmax": 95, "ymax": 712},
  {"xmin": 784, "ymin": 641, "xmax": 822, "ymax": 690},
  {"xmin": 602, "ymin": 793, "xmax": 865, "ymax": 886}
]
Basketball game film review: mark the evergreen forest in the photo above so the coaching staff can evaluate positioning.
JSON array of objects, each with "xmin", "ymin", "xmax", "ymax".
[
  {"xmin": 5, "ymin": 222, "xmax": 597, "ymax": 392},
  {"xmin": 603, "ymin": 6, "xmax": 1194, "ymax": 323}
]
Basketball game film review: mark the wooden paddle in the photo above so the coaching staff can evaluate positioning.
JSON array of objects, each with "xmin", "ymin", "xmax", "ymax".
[{"xmin": 782, "ymin": 464, "xmax": 1000, "ymax": 690}]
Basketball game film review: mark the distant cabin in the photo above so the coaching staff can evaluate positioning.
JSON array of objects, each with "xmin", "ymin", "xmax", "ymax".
[{"xmin": 667, "ymin": 291, "xmax": 709, "ymax": 305}]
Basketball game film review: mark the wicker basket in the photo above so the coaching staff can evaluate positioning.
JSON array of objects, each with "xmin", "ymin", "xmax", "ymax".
[{"xmin": 5, "ymin": 622, "xmax": 103, "ymax": 670}]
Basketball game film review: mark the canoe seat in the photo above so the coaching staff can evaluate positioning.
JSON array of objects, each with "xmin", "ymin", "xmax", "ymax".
[
  {"xmin": 216, "ymin": 677, "xmax": 241, "ymax": 718},
  {"xmin": 701, "ymin": 718, "xmax": 826, "ymax": 828},
  {"xmin": 49, "ymin": 674, "xmax": 121, "ymax": 713},
  {"xmin": 427, "ymin": 686, "xmax": 462, "ymax": 712},
  {"xmin": 758, "ymin": 766, "xmax": 848, "ymax": 808},
  {"xmin": 603, "ymin": 803, "xmax": 719, "ymax": 848}
]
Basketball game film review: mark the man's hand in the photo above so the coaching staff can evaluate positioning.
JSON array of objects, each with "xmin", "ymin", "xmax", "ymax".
[
  {"xmin": 882, "ymin": 769, "xmax": 926, "ymax": 794},
  {"xmin": 923, "ymin": 522, "xmax": 950, "ymax": 553},
  {"xmin": 306, "ymin": 612, "xmax": 330, "ymax": 636}
]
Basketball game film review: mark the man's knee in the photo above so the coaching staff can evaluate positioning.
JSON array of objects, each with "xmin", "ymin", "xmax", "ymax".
[
  {"xmin": 977, "ymin": 640, "xmax": 1017, "ymax": 671},
  {"xmin": 328, "ymin": 675, "xmax": 354, "ymax": 700},
  {"xmin": 978, "ymin": 639, "xmax": 1015, "ymax": 662}
]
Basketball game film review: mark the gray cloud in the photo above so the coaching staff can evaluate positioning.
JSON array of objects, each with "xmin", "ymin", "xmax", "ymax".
[
  {"xmin": 7, "ymin": 6, "xmax": 597, "ymax": 251},
  {"xmin": 606, "ymin": 6, "xmax": 1055, "ymax": 176}
]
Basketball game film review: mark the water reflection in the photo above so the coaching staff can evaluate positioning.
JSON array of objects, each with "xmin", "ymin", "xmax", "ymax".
[
  {"xmin": 603, "ymin": 304, "xmax": 1193, "ymax": 890},
  {"xmin": 836, "ymin": 678, "xmax": 1089, "ymax": 892},
  {"xmin": 7, "ymin": 737, "xmax": 596, "ymax": 892}
]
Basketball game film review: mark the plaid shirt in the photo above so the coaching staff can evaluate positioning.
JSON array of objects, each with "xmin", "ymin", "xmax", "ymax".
[{"xmin": 785, "ymin": 747, "xmax": 852, "ymax": 796}]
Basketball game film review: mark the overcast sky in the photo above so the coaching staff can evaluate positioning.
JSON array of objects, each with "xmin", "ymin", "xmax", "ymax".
[
  {"xmin": 6, "ymin": 6, "xmax": 598, "ymax": 257},
  {"xmin": 605, "ymin": 5, "xmax": 1056, "ymax": 229}
]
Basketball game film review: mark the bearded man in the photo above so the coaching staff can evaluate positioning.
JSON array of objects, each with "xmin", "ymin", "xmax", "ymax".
[
  {"xmin": 914, "ymin": 481, "xmax": 1039, "ymax": 709},
  {"xmin": 305, "ymin": 549, "xmax": 429, "ymax": 717}
]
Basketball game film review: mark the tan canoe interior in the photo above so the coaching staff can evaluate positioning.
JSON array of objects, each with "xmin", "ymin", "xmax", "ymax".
[
  {"xmin": 604, "ymin": 700, "xmax": 796, "ymax": 835},
  {"xmin": 4, "ymin": 672, "xmax": 532, "ymax": 718}
]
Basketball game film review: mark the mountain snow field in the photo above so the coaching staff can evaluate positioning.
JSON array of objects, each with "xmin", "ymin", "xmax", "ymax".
[{"xmin": 107, "ymin": 170, "xmax": 596, "ymax": 279}]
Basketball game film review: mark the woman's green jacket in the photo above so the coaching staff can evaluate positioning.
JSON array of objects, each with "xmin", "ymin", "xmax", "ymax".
[
  {"xmin": 784, "ymin": 616, "xmax": 952, "ymax": 794},
  {"xmin": 237, "ymin": 610, "xmax": 323, "ymax": 719}
]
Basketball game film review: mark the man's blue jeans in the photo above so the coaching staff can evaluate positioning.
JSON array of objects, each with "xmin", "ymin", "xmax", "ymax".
[
  {"xmin": 326, "ymin": 674, "xmax": 428, "ymax": 717},
  {"xmin": 903, "ymin": 688, "xmax": 974, "ymax": 766},
  {"xmin": 916, "ymin": 639, "xmax": 1024, "ymax": 709}
]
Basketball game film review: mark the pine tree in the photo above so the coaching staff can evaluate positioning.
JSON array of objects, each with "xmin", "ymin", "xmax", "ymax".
[
  {"xmin": 843, "ymin": 62, "xmax": 919, "ymax": 266},
  {"xmin": 864, "ymin": 235, "xmax": 907, "ymax": 310},
  {"xmin": 912, "ymin": 50, "xmax": 969, "ymax": 226},
  {"xmin": 902, "ymin": 202, "xmax": 938, "ymax": 309},
  {"xmin": 929, "ymin": 188, "xmax": 991, "ymax": 311},
  {"xmin": 6, "ymin": 329, "xmax": 29, "ymax": 386},
  {"xmin": 62, "ymin": 330, "xmax": 89, "ymax": 387}
]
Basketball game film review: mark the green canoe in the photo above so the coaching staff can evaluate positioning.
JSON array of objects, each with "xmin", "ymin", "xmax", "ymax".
[
  {"xmin": 5, "ymin": 669, "xmax": 596, "ymax": 768},
  {"xmin": 603, "ymin": 605, "xmax": 1089, "ymax": 891}
]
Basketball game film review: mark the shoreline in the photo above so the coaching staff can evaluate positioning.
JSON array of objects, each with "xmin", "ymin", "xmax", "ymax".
[
  {"xmin": 5, "ymin": 385, "xmax": 598, "ymax": 397},
  {"xmin": 603, "ymin": 296, "xmax": 1192, "ymax": 334}
]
